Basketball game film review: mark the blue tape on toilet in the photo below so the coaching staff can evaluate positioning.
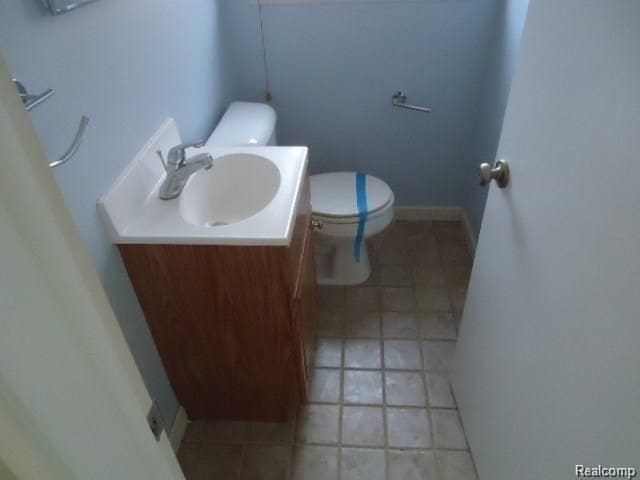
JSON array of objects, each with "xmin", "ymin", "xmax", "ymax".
[{"xmin": 354, "ymin": 172, "xmax": 368, "ymax": 262}]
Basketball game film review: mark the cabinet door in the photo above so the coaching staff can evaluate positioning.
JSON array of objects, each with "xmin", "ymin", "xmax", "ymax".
[
  {"xmin": 292, "ymin": 232, "xmax": 317, "ymax": 400},
  {"xmin": 288, "ymin": 176, "xmax": 311, "ymax": 288}
]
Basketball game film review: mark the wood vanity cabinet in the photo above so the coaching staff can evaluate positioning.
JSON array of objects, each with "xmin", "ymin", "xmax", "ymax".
[{"xmin": 118, "ymin": 177, "xmax": 316, "ymax": 422}]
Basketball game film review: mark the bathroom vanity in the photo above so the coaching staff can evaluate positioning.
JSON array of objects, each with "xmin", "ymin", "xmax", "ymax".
[
  {"xmin": 119, "ymin": 179, "xmax": 315, "ymax": 422},
  {"xmin": 99, "ymin": 119, "xmax": 316, "ymax": 422}
]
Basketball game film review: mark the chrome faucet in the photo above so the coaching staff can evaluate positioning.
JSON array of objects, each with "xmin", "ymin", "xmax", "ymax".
[{"xmin": 158, "ymin": 141, "xmax": 213, "ymax": 200}]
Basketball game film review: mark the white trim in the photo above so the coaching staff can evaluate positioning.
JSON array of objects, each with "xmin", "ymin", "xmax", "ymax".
[
  {"xmin": 394, "ymin": 206, "xmax": 476, "ymax": 256},
  {"xmin": 460, "ymin": 212, "xmax": 477, "ymax": 256},
  {"xmin": 394, "ymin": 206, "xmax": 464, "ymax": 222},
  {"xmin": 168, "ymin": 407, "xmax": 189, "ymax": 453}
]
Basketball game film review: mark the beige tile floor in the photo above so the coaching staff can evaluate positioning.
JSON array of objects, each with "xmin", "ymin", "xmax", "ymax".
[{"xmin": 178, "ymin": 220, "xmax": 478, "ymax": 480}]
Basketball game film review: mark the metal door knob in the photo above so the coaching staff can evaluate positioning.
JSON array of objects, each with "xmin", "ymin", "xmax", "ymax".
[
  {"xmin": 479, "ymin": 160, "xmax": 510, "ymax": 188},
  {"xmin": 311, "ymin": 220, "xmax": 324, "ymax": 230}
]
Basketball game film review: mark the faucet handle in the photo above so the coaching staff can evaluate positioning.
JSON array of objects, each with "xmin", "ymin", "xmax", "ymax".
[{"xmin": 167, "ymin": 141, "xmax": 206, "ymax": 166}]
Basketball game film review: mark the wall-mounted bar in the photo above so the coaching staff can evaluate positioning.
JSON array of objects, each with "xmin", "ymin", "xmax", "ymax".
[
  {"xmin": 43, "ymin": 0, "xmax": 100, "ymax": 16},
  {"xmin": 13, "ymin": 79, "xmax": 55, "ymax": 111},
  {"xmin": 392, "ymin": 91, "xmax": 432, "ymax": 113},
  {"xmin": 49, "ymin": 115, "xmax": 90, "ymax": 168}
]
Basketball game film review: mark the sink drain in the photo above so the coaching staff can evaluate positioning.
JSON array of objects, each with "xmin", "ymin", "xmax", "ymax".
[{"xmin": 205, "ymin": 221, "xmax": 228, "ymax": 227}]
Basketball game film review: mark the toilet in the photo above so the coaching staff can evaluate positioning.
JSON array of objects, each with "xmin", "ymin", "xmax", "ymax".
[
  {"xmin": 207, "ymin": 101, "xmax": 395, "ymax": 286},
  {"xmin": 310, "ymin": 172, "xmax": 394, "ymax": 285}
]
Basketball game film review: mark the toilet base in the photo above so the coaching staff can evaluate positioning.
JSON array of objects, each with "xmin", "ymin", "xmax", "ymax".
[{"xmin": 314, "ymin": 236, "xmax": 371, "ymax": 286}]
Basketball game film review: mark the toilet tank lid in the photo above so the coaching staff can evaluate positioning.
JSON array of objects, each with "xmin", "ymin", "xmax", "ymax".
[{"xmin": 206, "ymin": 101, "xmax": 277, "ymax": 147}]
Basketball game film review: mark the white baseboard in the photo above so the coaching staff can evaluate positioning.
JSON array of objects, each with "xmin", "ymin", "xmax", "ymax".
[
  {"xmin": 394, "ymin": 206, "xmax": 464, "ymax": 221},
  {"xmin": 394, "ymin": 206, "xmax": 476, "ymax": 255},
  {"xmin": 169, "ymin": 406, "xmax": 189, "ymax": 453},
  {"xmin": 460, "ymin": 212, "xmax": 477, "ymax": 256}
]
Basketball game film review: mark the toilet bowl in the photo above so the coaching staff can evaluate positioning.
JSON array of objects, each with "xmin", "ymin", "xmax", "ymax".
[
  {"xmin": 207, "ymin": 101, "xmax": 395, "ymax": 285},
  {"xmin": 311, "ymin": 172, "xmax": 394, "ymax": 285}
]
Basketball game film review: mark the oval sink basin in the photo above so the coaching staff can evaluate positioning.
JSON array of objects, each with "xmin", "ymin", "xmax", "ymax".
[{"xmin": 179, "ymin": 153, "xmax": 281, "ymax": 227}]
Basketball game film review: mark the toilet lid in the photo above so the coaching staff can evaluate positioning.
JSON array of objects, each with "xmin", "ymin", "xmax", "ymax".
[{"xmin": 310, "ymin": 172, "xmax": 393, "ymax": 218}]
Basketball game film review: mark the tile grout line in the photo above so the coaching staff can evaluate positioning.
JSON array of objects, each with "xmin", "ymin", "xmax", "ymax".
[
  {"xmin": 290, "ymin": 442, "xmax": 470, "ymax": 453},
  {"xmin": 304, "ymin": 400, "xmax": 459, "ymax": 411},
  {"xmin": 337, "ymin": 334, "xmax": 346, "ymax": 480},
  {"xmin": 238, "ymin": 442, "xmax": 247, "ymax": 480},
  {"xmin": 286, "ymin": 406, "xmax": 299, "ymax": 480},
  {"xmin": 432, "ymin": 228, "xmax": 459, "ymax": 479},
  {"xmin": 182, "ymin": 437, "xmax": 471, "ymax": 453},
  {"xmin": 379, "ymin": 309, "xmax": 390, "ymax": 480},
  {"xmin": 417, "ymin": 322, "xmax": 437, "ymax": 459},
  {"xmin": 317, "ymin": 331, "xmax": 458, "ymax": 341}
]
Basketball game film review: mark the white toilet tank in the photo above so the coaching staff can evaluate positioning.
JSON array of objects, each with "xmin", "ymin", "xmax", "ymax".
[{"xmin": 206, "ymin": 101, "xmax": 277, "ymax": 147}]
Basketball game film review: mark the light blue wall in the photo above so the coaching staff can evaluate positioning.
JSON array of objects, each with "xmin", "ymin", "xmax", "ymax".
[
  {"xmin": 463, "ymin": 0, "xmax": 530, "ymax": 237},
  {"xmin": 223, "ymin": 0, "xmax": 528, "ymax": 238},
  {"xmin": 223, "ymin": 1, "xmax": 495, "ymax": 209},
  {"xmin": 220, "ymin": 2, "xmax": 267, "ymax": 103},
  {"xmin": 0, "ymin": 0, "xmax": 527, "ymax": 426},
  {"xmin": 0, "ymin": 0, "xmax": 235, "ymax": 425}
]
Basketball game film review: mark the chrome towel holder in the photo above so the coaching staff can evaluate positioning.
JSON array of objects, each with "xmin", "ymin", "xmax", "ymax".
[
  {"xmin": 12, "ymin": 78, "xmax": 89, "ymax": 168},
  {"xmin": 13, "ymin": 78, "xmax": 54, "ymax": 111},
  {"xmin": 392, "ymin": 91, "xmax": 432, "ymax": 113},
  {"xmin": 48, "ymin": 115, "xmax": 90, "ymax": 168}
]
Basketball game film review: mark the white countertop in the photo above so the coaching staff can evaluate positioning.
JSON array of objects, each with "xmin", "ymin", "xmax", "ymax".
[{"xmin": 98, "ymin": 118, "xmax": 308, "ymax": 246}]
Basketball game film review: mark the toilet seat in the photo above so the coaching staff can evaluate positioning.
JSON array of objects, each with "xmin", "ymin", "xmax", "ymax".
[
  {"xmin": 313, "ymin": 200, "xmax": 394, "ymax": 224},
  {"xmin": 310, "ymin": 172, "xmax": 394, "ymax": 223}
]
